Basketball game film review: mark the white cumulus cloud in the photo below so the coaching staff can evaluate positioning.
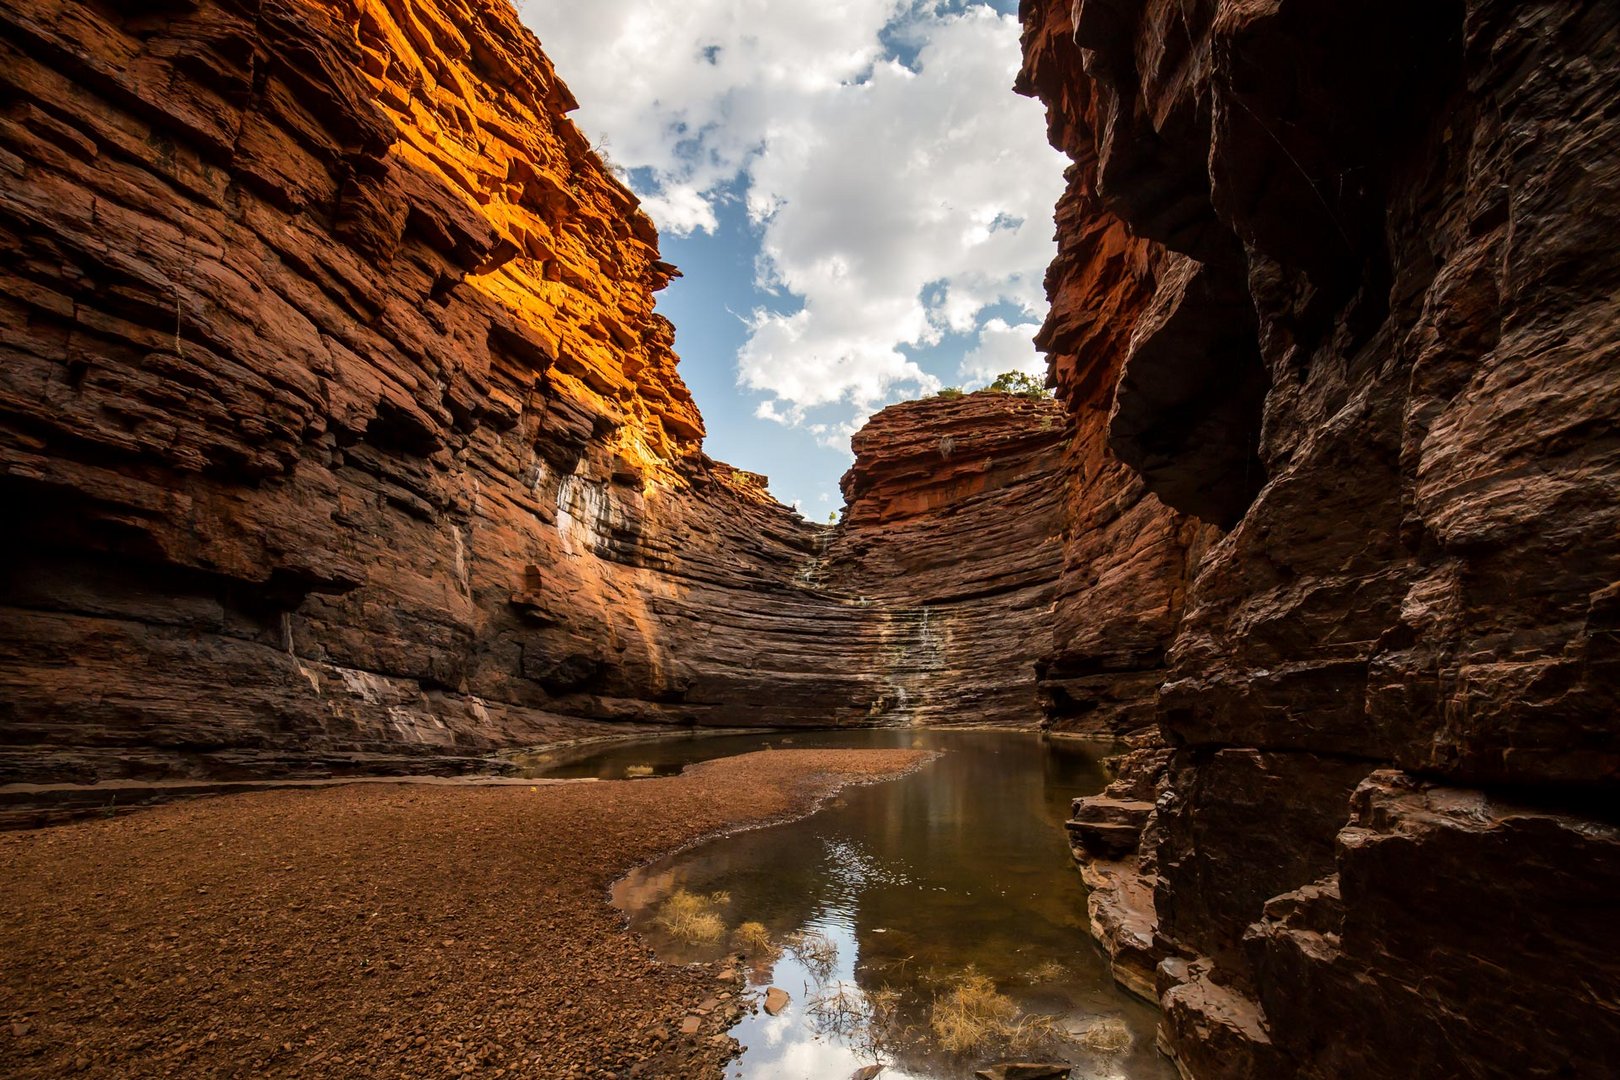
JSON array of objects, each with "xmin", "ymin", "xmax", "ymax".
[
  {"xmin": 637, "ymin": 183, "xmax": 720, "ymax": 236},
  {"xmin": 519, "ymin": 0, "xmax": 1063, "ymax": 430},
  {"xmin": 961, "ymin": 317, "xmax": 1045, "ymax": 384}
]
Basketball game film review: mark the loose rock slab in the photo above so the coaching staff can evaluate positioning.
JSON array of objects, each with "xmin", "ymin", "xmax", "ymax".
[{"xmin": 975, "ymin": 1065, "xmax": 1072, "ymax": 1080}]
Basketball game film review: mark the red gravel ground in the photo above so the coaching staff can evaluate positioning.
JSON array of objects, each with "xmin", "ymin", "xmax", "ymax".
[{"xmin": 0, "ymin": 748, "xmax": 929, "ymax": 1079}]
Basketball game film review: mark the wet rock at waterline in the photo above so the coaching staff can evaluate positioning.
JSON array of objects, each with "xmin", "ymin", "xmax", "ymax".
[{"xmin": 762, "ymin": 987, "xmax": 790, "ymax": 1016}]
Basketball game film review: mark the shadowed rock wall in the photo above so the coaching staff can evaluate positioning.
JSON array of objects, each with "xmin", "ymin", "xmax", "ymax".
[
  {"xmin": 1014, "ymin": 12, "xmax": 1217, "ymax": 741},
  {"xmin": 1018, "ymin": 0, "xmax": 1620, "ymax": 1075},
  {"xmin": 0, "ymin": 0, "xmax": 1069, "ymax": 786}
]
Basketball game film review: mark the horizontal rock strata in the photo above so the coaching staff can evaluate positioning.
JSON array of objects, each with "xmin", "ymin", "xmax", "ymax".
[
  {"xmin": 0, "ymin": 0, "xmax": 1072, "ymax": 788},
  {"xmin": 1018, "ymin": 0, "xmax": 1620, "ymax": 1076},
  {"xmin": 1013, "ymin": 8, "xmax": 1216, "ymax": 744},
  {"xmin": 0, "ymin": 0, "xmax": 857, "ymax": 783},
  {"xmin": 824, "ymin": 391, "xmax": 1071, "ymax": 725}
]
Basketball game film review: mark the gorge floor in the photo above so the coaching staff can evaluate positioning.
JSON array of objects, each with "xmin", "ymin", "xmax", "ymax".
[{"xmin": 0, "ymin": 748, "xmax": 929, "ymax": 1079}]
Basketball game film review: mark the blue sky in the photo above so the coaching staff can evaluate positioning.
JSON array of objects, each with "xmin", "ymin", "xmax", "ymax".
[{"xmin": 517, "ymin": 0, "xmax": 1063, "ymax": 515}]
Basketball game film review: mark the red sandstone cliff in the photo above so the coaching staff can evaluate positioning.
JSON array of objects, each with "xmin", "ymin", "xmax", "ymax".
[
  {"xmin": 0, "ymin": 0, "xmax": 858, "ymax": 783},
  {"xmin": 1014, "ymin": 8, "xmax": 1217, "ymax": 741},
  {"xmin": 0, "ymin": 0, "xmax": 1070, "ymax": 788},
  {"xmin": 825, "ymin": 390, "xmax": 1071, "ymax": 724},
  {"xmin": 7, "ymin": 0, "xmax": 1614, "ymax": 1071},
  {"xmin": 1018, "ymin": 0, "xmax": 1620, "ymax": 1075}
]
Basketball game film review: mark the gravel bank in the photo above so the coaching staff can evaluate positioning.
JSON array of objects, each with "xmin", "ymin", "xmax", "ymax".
[{"xmin": 0, "ymin": 748, "xmax": 931, "ymax": 1078}]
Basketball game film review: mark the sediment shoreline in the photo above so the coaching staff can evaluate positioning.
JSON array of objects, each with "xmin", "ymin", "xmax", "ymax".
[{"xmin": 0, "ymin": 748, "xmax": 930, "ymax": 1079}]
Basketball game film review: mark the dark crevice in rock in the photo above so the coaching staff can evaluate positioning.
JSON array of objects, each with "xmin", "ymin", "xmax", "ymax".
[{"xmin": 1107, "ymin": 249, "xmax": 1268, "ymax": 528}]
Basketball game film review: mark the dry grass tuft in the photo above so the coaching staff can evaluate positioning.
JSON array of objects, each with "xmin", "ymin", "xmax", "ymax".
[
  {"xmin": 864, "ymin": 984, "xmax": 901, "ymax": 1025},
  {"xmin": 1077, "ymin": 1016, "xmax": 1132, "ymax": 1053},
  {"xmin": 930, "ymin": 972, "xmax": 1017, "ymax": 1052},
  {"xmin": 624, "ymin": 764, "xmax": 655, "ymax": 778},
  {"xmin": 732, "ymin": 921, "xmax": 777, "ymax": 960},
  {"xmin": 929, "ymin": 969, "xmax": 1060, "ymax": 1054},
  {"xmin": 656, "ymin": 890, "xmax": 727, "ymax": 944}
]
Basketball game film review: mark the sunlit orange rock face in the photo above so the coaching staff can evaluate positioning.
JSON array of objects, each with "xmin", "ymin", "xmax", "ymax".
[
  {"xmin": 1019, "ymin": 1, "xmax": 1620, "ymax": 1076},
  {"xmin": 0, "ymin": 0, "xmax": 829, "ymax": 780},
  {"xmin": 0, "ymin": 0, "xmax": 850, "ymax": 781},
  {"xmin": 0, "ymin": 0, "xmax": 1075, "ymax": 785}
]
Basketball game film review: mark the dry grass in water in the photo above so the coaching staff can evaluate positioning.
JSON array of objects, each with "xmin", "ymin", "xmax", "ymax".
[
  {"xmin": 1076, "ymin": 1016, "xmax": 1132, "ymax": 1053},
  {"xmin": 929, "ymin": 969, "xmax": 1060, "ymax": 1054},
  {"xmin": 624, "ymin": 764, "xmax": 655, "ymax": 778},
  {"xmin": 732, "ymin": 921, "xmax": 777, "ymax": 960},
  {"xmin": 864, "ymin": 985, "xmax": 901, "ymax": 1029},
  {"xmin": 785, "ymin": 929, "xmax": 839, "ymax": 979},
  {"xmin": 656, "ymin": 890, "xmax": 730, "ymax": 944}
]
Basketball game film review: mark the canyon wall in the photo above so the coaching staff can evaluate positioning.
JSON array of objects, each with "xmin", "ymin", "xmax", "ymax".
[
  {"xmin": 1019, "ymin": 0, "xmax": 1620, "ymax": 1076},
  {"xmin": 9, "ymin": 0, "xmax": 1615, "ymax": 1071},
  {"xmin": 1013, "ymin": 31, "xmax": 1217, "ymax": 742},
  {"xmin": 824, "ymin": 391, "xmax": 1071, "ymax": 725},
  {"xmin": 0, "ymin": 0, "xmax": 858, "ymax": 783},
  {"xmin": 0, "ymin": 0, "xmax": 1066, "ymax": 788}
]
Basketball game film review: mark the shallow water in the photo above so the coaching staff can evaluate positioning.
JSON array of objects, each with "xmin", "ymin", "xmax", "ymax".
[
  {"xmin": 507, "ymin": 728, "xmax": 821, "ymax": 780},
  {"xmin": 581, "ymin": 729, "xmax": 1173, "ymax": 1080}
]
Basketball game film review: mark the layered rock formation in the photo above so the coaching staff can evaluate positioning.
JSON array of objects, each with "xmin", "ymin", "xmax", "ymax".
[
  {"xmin": 824, "ymin": 391, "xmax": 1071, "ymax": 724},
  {"xmin": 0, "ymin": 0, "xmax": 850, "ymax": 782},
  {"xmin": 8, "ymin": 0, "xmax": 1616, "ymax": 1071},
  {"xmin": 0, "ymin": 0, "xmax": 1070, "ymax": 787},
  {"xmin": 1018, "ymin": 0, "xmax": 1620, "ymax": 1075},
  {"xmin": 1014, "ymin": 55, "xmax": 1216, "ymax": 739}
]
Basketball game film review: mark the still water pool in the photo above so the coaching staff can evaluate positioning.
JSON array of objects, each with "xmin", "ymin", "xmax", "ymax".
[{"xmin": 531, "ymin": 729, "xmax": 1172, "ymax": 1080}]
